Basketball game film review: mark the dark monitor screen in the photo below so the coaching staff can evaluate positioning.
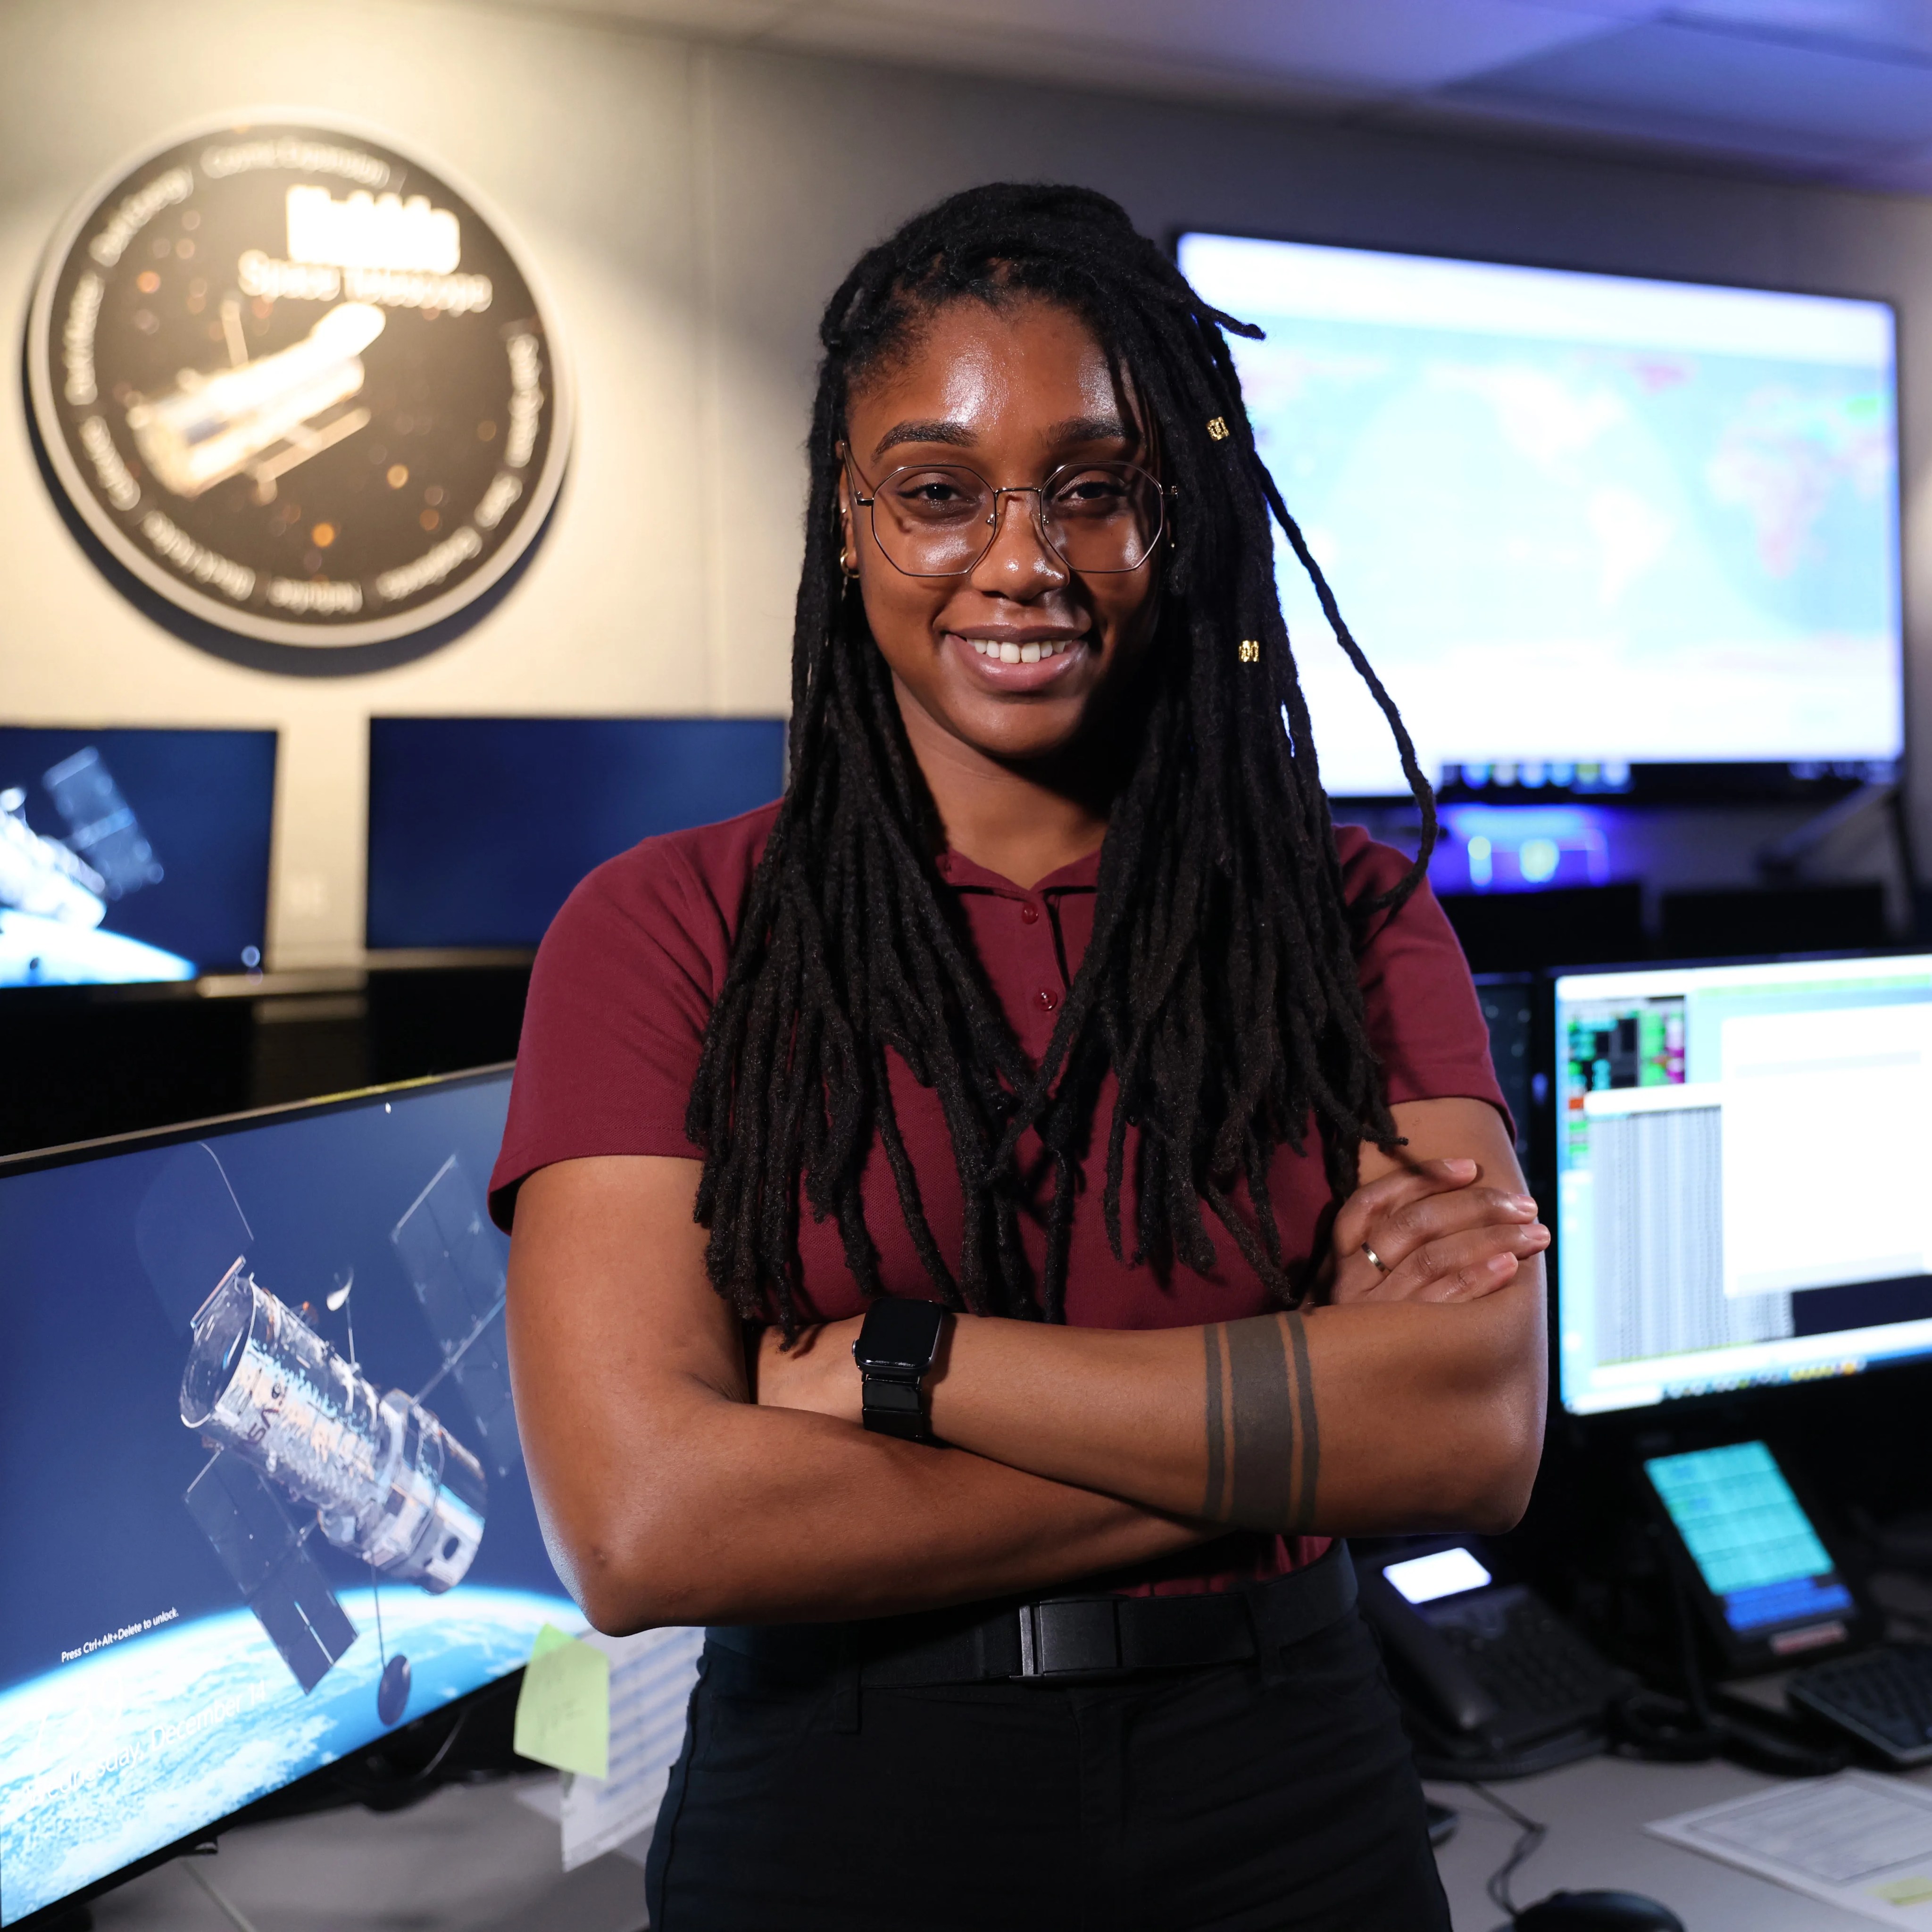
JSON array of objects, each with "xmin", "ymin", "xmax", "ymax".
[
  {"xmin": 1553, "ymin": 951, "xmax": 1932, "ymax": 1415},
  {"xmin": 0, "ymin": 1070, "xmax": 577, "ymax": 1925},
  {"xmin": 0, "ymin": 726, "xmax": 276, "ymax": 984},
  {"xmin": 366, "ymin": 716, "xmax": 787, "ymax": 950}
]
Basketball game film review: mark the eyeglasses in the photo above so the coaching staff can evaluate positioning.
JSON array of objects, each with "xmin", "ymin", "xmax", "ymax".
[{"xmin": 848, "ymin": 458, "xmax": 1170, "ymax": 578}]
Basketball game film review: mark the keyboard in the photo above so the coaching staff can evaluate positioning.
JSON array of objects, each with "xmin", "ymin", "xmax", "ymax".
[
  {"xmin": 1789, "ymin": 1644, "xmax": 1932, "ymax": 1767},
  {"xmin": 1424, "ymin": 1584, "xmax": 1630, "ymax": 1745}
]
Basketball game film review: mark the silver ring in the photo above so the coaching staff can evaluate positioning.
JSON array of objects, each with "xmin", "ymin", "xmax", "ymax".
[{"xmin": 1362, "ymin": 1243, "xmax": 1391, "ymax": 1274}]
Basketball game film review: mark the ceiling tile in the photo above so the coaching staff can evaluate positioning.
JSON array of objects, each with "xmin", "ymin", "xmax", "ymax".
[
  {"xmin": 1670, "ymin": 0, "xmax": 1932, "ymax": 61},
  {"xmin": 455, "ymin": 0, "xmax": 1932, "ymax": 189},
  {"xmin": 1445, "ymin": 17, "xmax": 1932, "ymax": 152},
  {"xmin": 776, "ymin": 0, "xmax": 1640, "ymax": 92},
  {"xmin": 1389, "ymin": 81, "xmax": 1898, "ymax": 175},
  {"xmin": 762, "ymin": 5, "xmax": 1377, "ymax": 112}
]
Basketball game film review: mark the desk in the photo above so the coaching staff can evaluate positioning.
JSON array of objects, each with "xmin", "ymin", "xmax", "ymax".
[
  {"xmin": 85, "ymin": 1780, "xmax": 647, "ymax": 1932},
  {"xmin": 1428, "ymin": 1755, "xmax": 1932, "ymax": 1930},
  {"xmin": 74, "ymin": 1754, "xmax": 1925, "ymax": 1931}
]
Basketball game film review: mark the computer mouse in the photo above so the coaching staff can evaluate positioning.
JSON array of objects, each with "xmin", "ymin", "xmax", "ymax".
[{"xmin": 1513, "ymin": 1889, "xmax": 1685, "ymax": 1932}]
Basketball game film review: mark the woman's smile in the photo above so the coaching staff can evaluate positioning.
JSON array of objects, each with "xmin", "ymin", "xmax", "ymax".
[{"xmin": 944, "ymin": 626, "xmax": 1088, "ymax": 689}]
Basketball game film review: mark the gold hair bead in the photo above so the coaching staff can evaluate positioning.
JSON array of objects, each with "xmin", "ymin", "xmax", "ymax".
[
  {"xmin": 1207, "ymin": 416, "xmax": 1230, "ymax": 441},
  {"xmin": 1239, "ymin": 640, "xmax": 1261, "ymax": 663}
]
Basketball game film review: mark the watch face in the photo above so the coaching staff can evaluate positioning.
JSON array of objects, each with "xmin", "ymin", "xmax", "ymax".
[
  {"xmin": 26, "ymin": 113, "xmax": 569, "ymax": 661},
  {"xmin": 856, "ymin": 1298, "xmax": 944, "ymax": 1371}
]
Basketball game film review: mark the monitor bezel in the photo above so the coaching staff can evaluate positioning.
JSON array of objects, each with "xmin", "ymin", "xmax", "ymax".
[
  {"xmin": 1167, "ymin": 223, "xmax": 1908, "ymax": 807},
  {"xmin": 0, "ymin": 1062, "xmax": 512, "ymax": 1183},
  {"xmin": 0, "ymin": 1065, "xmax": 539, "ymax": 1932},
  {"xmin": 1545, "ymin": 945, "xmax": 1932, "ymax": 1428}
]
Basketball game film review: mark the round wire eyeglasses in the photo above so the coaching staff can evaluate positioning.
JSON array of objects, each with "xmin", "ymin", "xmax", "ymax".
[{"xmin": 848, "ymin": 458, "xmax": 1171, "ymax": 578}]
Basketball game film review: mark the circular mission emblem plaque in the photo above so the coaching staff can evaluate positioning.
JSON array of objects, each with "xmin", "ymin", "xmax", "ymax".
[{"xmin": 27, "ymin": 114, "xmax": 570, "ymax": 654}]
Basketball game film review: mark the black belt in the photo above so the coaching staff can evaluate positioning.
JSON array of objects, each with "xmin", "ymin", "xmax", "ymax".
[{"xmin": 708, "ymin": 1542, "xmax": 1356, "ymax": 1687}]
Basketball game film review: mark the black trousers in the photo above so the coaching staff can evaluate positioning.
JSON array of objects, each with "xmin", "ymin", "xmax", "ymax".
[{"xmin": 644, "ymin": 1606, "xmax": 1451, "ymax": 1931}]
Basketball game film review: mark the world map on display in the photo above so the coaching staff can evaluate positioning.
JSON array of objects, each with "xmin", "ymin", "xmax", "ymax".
[{"xmin": 1180, "ymin": 235, "xmax": 1902, "ymax": 797}]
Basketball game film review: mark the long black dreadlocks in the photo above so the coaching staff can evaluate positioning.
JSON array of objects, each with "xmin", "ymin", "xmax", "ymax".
[{"xmin": 687, "ymin": 183, "xmax": 1437, "ymax": 1334}]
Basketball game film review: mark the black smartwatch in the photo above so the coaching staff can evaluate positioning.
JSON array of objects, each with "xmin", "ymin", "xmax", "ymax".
[{"xmin": 852, "ymin": 1297, "xmax": 949, "ymax": 1443}]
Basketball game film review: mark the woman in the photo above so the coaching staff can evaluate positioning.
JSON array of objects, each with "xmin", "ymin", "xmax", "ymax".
[{"xmin": 493, "ymin": 183, "xmax": 1548, "ymax": 1930}]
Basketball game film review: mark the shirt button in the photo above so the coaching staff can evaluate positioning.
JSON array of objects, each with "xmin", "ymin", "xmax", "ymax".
[
  {"xmin": 1020, "ymin": 902, "xmax": 1041, "ymax": 925},
  {"xmin": 1034, "ymin": 987, "xmax": 1059, "ymax": 1013}
]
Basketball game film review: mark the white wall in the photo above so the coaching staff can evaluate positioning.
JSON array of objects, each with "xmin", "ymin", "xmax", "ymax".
[{"xmin": 1, "ymin": 0, "xmax": 1927, "ymax": 965}]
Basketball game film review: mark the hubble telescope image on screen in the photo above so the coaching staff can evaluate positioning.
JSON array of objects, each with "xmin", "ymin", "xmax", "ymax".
[
  {"xmin": 0, "ymin": 1072, "xmax": 578, "ymax": 1926},
  {"xmin": 366, "ymin": 715, "xmax": 788, "ymax": 949},
  {"xmin": 1177, "ymin": 233, "xmax": 1903, "ymax": 797},
  {"xmin": 0, "ymin": 726, "xmax": 275, "ymax": 986}
]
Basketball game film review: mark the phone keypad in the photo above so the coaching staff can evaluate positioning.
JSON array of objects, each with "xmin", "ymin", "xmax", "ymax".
[{"xmin": 1425, "ymin": 1584, "xmax": 1629, "ymax": 1743}]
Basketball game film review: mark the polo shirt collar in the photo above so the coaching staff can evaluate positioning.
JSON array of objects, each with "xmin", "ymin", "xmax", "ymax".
[{"xmin": 933, "ymin": 843, "xmax": 1102, "ymax": 896}]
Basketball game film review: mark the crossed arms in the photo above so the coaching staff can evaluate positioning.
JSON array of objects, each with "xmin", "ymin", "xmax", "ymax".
[{"xmin": 505, "ymin": 1097, "xmax": 1547, "ymax": 1633}]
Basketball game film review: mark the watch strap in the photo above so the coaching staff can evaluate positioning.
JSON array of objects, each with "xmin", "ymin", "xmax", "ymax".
[
  {"xmin": 853, "ymin": 1298, "xmax": 947, "ymax": 1444},
  {"xmin": 861, "ymin": 1373, "xmax": 933, "ymax": 1441}
]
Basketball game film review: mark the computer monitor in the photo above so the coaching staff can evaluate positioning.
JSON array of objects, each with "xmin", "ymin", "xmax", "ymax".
[
  {"xmin": 1175, "ymin": 232, "xmax": 1902, "ymax": 799},
  {"xmin": 0, "ymin": 1069, "xmax": 579, "ymax": 1926},
  {"xmin": 0, "ymin": 725, "xmax": 276, "ymax": 985},
  {"xmin": 366, "ymin": 716, "xmax": 787, "ymax": 950},
  {"xmin": 1553, "ymin": 951, "xmax": 1932, "ymax": 1416}
]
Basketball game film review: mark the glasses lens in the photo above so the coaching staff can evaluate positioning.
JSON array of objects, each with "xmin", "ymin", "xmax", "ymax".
[
  {"xmin": 1043, "ymin": 465, "xmax": 1163, "ymax": 572},
  {"xmin": 869, "ymin": 466, "xmax": 994, "ymax": 575},
  {"xmin": 860, "ymin": 462, "xmax": 1163, "ymax": 575}
]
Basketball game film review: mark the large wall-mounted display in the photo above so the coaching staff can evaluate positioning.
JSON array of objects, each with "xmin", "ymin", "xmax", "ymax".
[
  {"xmin": 27, "ymin": 116, "xmax": 570, "ymax": 660},
  {"xmin": 1178, "ymin": 233, "xmax": 1903, "ymax": 799}
]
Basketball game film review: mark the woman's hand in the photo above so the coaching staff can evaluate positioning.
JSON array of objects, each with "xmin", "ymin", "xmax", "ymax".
[
  {"xmin": 754, "ymin": 1314, "xmax": 868, "ymax": 1424},
  {"xmin": 1325, "ymin": 1156, "xmax": 1547, "ymax": 1306}
]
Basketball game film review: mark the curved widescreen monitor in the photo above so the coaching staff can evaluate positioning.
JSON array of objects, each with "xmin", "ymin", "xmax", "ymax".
[
  {"xmin": 1553, "ymin": 952, "xmax": 1932, "ymax": 1415},
  {"xmin": 0, "ymin": 1070, "xmax": 579, "ymax": 1924},
  {"xmin": 0, "ymin": 726, "xmax": 276, "ymax": 985},
  {"xmin": 1177, "ymin": 233, "xmax": 1902, "ymax": 799}
]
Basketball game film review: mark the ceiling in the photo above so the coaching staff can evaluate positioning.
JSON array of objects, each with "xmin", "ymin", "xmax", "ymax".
[{"xmin": 491, "ymin": 0, "xmax": 1932, "ymax": 193}]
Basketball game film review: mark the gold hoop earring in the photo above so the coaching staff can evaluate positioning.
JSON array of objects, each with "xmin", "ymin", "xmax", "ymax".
[{"xmin": 840, "ymin": 549, "xmax": 859, "ymax": 579}]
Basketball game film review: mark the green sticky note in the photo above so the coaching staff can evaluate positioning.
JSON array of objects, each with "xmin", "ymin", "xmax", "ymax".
[
  {"xmin": 529, "ymin": 1622, "xmax": 576, "ymax": 1662},
  {"xmin": 514, "ymin": 1624, "xmax": 609, "ymax": 1778},
  {"xmin": 1873, "ymin": 1876, "xmax": 1932, "ymax": 1907}
]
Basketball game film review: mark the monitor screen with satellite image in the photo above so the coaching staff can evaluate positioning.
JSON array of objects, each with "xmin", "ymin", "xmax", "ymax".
[
  {"xmin": 0, "ymin": 1068, "xmax": 579, "ymax": 1926},
  {"xmin": 0, "ymin": 725, "xmax": 276, "ymax": 986},
  {"xmin": 1176, "ymin": 233, "xmax": 1902, "ymax": 799}
]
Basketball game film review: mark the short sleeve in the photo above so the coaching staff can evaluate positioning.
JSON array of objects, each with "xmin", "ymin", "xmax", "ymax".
[
  {"xmin": 1337, "ymin": 825, "xmax": 1510, "ymax": 1130},
  {"xmin": 487, "ymin": 807, "xmax": 774, "ymax": 1229}
]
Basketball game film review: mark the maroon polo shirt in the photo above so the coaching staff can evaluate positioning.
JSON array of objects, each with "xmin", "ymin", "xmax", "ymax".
[{"xmin": 490, "ymin": 799, "xmax": 1505, "ymax": 1597}]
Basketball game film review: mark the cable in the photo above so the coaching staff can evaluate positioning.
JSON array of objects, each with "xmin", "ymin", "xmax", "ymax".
[
  {"xmin": 330, "ymin": 1699, "xmax": 473, "ymax": 1805},
  {"xmin": 181, "ymin": 1859, "xmax": 265, "ymax": 1932},
  {"xmin": 1655, "ymin": 1541, "xmax": 1847, "ymax": 1778},
  {"xmin": 369, "ymin": 1558, "xmax": 386, "ymax": 1670},
  {"xmin": 1470, "ymin": 1780, "xmax": 1547, "ymax": 1922},
  {"xmin": 397, "ymin": 1700, "xmax": 470, "ymax": 1787}
]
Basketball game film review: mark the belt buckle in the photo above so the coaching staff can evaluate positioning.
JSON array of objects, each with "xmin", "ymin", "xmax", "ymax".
[{"xmin": 1014, "ymin": 1598, "xmax": 1124, "ymax": 1681}]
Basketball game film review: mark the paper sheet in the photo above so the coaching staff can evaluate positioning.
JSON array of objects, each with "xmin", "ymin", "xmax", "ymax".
[
  {"xmin": 558, "ymin": 1625, "xmax": 705, "ymax": 1873},
  {"xmin": 513, "ymin": 1622, "xmax": 612, "ymax": 1778},
  {"xmin": 1649, "ymin": 1772, "xmax": 1932, "ymax": 1925}
]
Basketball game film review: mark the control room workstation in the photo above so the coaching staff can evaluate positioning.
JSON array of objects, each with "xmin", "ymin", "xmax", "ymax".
[{"xmin": 6, "ymin": 12, "xmax": 1932, "ymax": 1932}]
